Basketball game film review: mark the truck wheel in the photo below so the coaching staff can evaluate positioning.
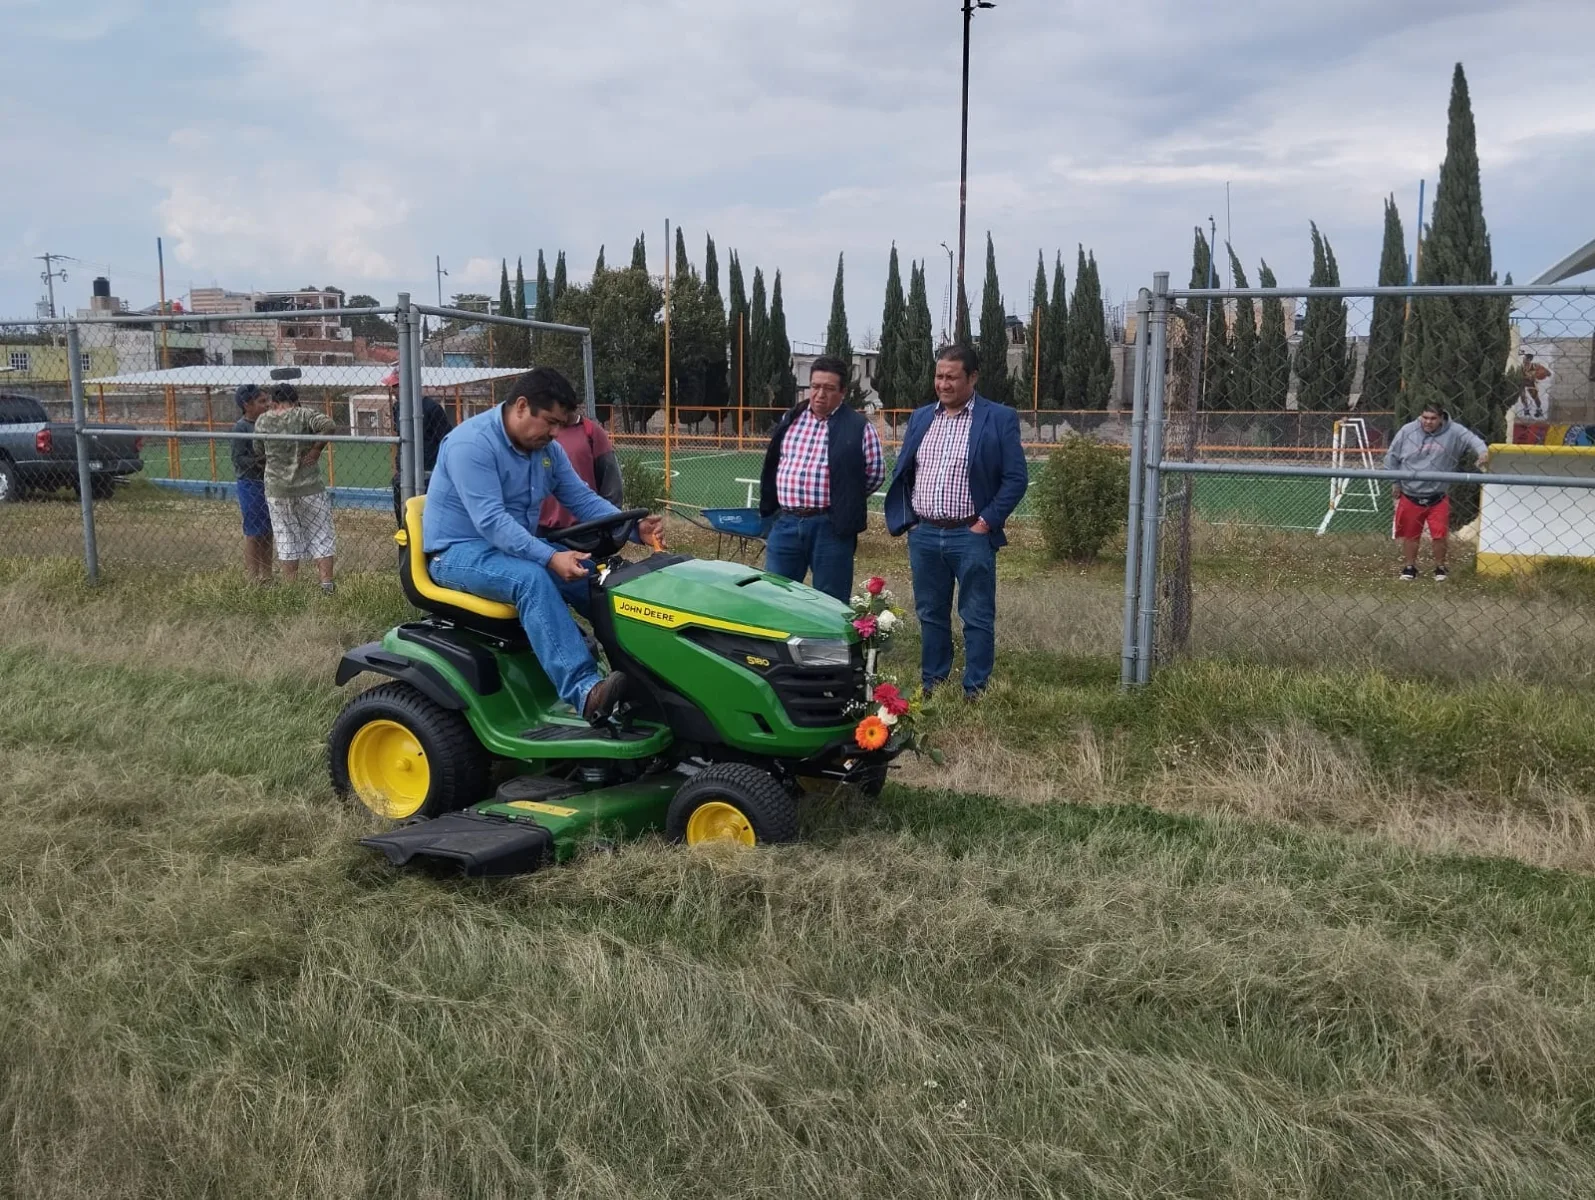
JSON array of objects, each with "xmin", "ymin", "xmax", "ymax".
[
  {"xmin": 0, "ymin": 460, "xmax": 18, "ymax": 503},
  {"xmin": 329, "ymin": 681, "xmax": 490, "ymax": 820},
  {"xmin": 667, "ymin": 763, "xmax": 799, "ymax": 847},
  {"xmin": 91, "ymin": 476, "xmax": 117, "ymax": 501}
]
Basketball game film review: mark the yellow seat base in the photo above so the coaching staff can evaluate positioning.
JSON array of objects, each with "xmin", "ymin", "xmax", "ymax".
[{"xmin": 398, "ymin": 496, "xmax": 519, "ymax": 620}]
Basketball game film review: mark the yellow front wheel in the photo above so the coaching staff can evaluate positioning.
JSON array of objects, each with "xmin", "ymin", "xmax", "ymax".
[
  {"xmin": 667, "ymin": 763, "xmax": 799, "ymax": 846},
  {"xmin": 329, "ymin": 682, "xmax": 489, "ymax": 819}
]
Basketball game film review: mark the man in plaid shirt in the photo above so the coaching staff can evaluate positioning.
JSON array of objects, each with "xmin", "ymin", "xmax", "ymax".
[
  {"xmin": 757, "ymin": 355, "xmax": 884, "ymax": 601},
  {"xmin": 884, "ymin": 344, "xmax": 1029, "ymax": 698}
]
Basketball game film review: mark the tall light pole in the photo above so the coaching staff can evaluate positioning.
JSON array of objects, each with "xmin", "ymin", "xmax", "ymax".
[
  {"xmin": 939, "ymin": 242, "xmax": 954, "ymax": 344},
  {"xmin": 435, "ymin": 255, "xmax": 448, "ymax": 308},
  {"xmin": 956, "ymin": 0, "xmax": 995, "ymax": 345}
]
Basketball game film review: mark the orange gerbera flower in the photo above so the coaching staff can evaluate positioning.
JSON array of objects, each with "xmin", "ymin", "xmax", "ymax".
[{"xmin": 854, "ymin": 714, "xmax": 889, "ymax": 751}]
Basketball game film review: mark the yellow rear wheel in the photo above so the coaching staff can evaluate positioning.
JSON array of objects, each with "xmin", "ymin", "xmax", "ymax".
[
  {"xmin": 346, "ymin": 719, "xmax": 431, "ymax": 819},
  {"xmin": 684, "ymin": 799, "xmax": 758, "ymax": 846},
  {"xmin": 329, "ymin": 681, "xmax": 490, "ymax": 820}
]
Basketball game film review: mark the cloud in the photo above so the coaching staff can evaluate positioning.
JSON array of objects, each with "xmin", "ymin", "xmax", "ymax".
[
  {"xmin": 4, "ymin": 0, "xmax": 1592, "ymax": 334},
  {"xmin": 157, "ymin": 166, "xmax": 411, "ymax": 282}
]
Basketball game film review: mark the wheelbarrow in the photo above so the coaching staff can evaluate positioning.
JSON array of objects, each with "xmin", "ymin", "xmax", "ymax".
[{"xmin": 663, "ymin": 502, "xmax": 773, "ymax": 564}]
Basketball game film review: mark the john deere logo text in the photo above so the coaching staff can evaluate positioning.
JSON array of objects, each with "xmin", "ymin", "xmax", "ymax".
[{"xmin": 614, "ymin": 597, "xmax": 684, "ymax": 628}]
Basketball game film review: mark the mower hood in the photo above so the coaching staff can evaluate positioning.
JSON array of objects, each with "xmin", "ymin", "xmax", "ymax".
[{"xmin": 603, "ymin": 556, "xmax": 856, "ymax": 645}]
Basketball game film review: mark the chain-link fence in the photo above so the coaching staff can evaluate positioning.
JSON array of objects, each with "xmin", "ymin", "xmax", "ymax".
[{"xmin": 1122, "ymin": 279, "xmax": 1595, "ymax": 687}]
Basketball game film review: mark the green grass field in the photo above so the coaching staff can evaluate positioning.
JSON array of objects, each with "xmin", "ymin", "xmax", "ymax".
[{"xmin": 2, "ymin": 540, "xmax": 1595, "ymax": 1196}]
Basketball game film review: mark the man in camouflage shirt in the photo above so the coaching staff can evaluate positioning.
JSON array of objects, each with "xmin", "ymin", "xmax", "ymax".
[{"xmin": 254, "ymin": 382, "xmax": 339, "ymax": 594}]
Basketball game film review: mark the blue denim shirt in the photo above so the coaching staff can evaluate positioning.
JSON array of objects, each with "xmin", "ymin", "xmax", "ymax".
[{"xmin": 422, "ymin": 404, "xmax": 619, "ymax": 565}]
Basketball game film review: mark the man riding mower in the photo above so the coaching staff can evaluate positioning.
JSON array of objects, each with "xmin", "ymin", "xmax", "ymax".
[{"xmin": 329, "ymin": 369, "xmax": 897, "ymax": 876}]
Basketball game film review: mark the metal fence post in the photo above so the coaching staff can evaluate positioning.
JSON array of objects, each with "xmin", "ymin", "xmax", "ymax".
[
  {"xmin": 395, "ymin": 294, "xmax": 415, "ymax": 503},
  {"xmin": 1134, "ymin": 273, "xmax": 1171, "ymax": 685},
  {"xmin": 408, "ymin": 302, "xmax": 426, "ymax": 499},
  {"xmin": 582, "ymin": 332, "xmax": 597, "ymax": 422},
  {"xmin": 66, "ymin": 323, "xmax": 100, "ymax": 584},
  {"xmin": 1119, "ymin": 287, "xmax": 1152, "ymax": 687}
]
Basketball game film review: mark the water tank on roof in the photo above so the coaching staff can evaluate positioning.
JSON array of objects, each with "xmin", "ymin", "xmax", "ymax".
[{"xmin": 92, "ymin": 277, "xmax": 111, "ymax": 298}]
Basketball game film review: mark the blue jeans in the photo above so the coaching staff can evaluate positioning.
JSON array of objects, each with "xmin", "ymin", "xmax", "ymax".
[
  {"xmin": 908, "ymin": 524, "xmax": 996, "ymax": 694},
  {"xmin": 430, "ymin": 540, "xmax": 599, "ymax": 710},
  {"xmin": 765, "ymin": 514, "xmax": 857, "ymax": 602}
]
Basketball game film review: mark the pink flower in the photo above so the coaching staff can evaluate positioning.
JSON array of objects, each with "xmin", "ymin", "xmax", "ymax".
[
  {"xmin": 865, "ymin": 576, "xmax": 886, "ymax": 596},
  {"xmin": 853, "ymin": 615, "xmax": 878, "ymax": 639}
]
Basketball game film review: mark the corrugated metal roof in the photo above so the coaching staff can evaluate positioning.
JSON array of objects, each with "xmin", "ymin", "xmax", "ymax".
[{"xmin": 84, "ymin": 365, "xmax": 525, "ymax": 387}]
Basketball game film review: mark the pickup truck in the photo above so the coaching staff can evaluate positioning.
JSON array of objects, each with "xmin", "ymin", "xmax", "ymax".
[{"xmin": 0, "ymin": 392, "xmax": 144, "ymax": 502}]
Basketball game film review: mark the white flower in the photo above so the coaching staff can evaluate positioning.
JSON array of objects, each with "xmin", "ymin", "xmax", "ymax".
[
  {"xmin": 877, "ymin": 706, "xmax": 899, "ymax": 727},
  {"xmin": 850, "ymin": 595, "xmax": 870, "ymax": 612},
  {"xmin": 877, "ymin": 609, "xmax": 897, "ymax": 630}
]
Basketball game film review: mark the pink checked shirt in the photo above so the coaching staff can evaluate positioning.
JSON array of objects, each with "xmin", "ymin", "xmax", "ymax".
[
  {"xmin": 774, "ymin": 407, "xmax": 885, "ymax": 510},
  {"xmin": 910, "ymin": 403, "xmax": 975, "ymax": 521}
]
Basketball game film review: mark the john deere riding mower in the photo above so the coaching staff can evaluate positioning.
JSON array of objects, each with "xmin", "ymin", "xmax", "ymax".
[{"xmin": 330, "ymin": 498, "xmax": 896, "ymax": 875}]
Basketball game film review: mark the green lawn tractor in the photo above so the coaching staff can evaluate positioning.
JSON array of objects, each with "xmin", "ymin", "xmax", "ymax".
[{"xmin": 329, "ymin": 497, "xmax": 897, "ymax": 876}]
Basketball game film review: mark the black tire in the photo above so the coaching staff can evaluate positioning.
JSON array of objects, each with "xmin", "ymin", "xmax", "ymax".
[
  {"xmin": 0, "ymin": 459, "xmax": 18, "ymax": 504},
  {"xmin": 328, "ymin": 681, "xmax": 490, "ymax": 819},
  {"xmin": 666, "ymin": 762, "xmax": 799, "ymax": 846},
  {"xmin": 90, "ymin": 475, "xmax": 117, "ymax": 501}
]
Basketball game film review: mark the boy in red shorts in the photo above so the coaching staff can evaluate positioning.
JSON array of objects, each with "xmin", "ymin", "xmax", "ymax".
[{"xmin": 1384, "ymin": 403, "xmax": 1489, "ymax": 581}]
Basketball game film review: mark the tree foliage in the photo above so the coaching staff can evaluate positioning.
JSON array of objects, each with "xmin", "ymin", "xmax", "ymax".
[
  {"xmin": 976, "ymin": 233, "xmax": 1010, "ymax": 404},
  {"xmin": 1226, "ymin": 246, "xmax": 1258, "ymax": 411},
  {"xmin": 1254, "ymin": 261, "xmax": 1291, "ymax": 409},
  {"xmin": 895, "ymin": 261, "xmax": 935, "ymax": 409},
  {"xmin": 877, "ymin": 246, "xmax": 906, "ymax": 409},
  {"xmin": 1295, "ymin": 223, "xmax": 1354, "ymax": 410},
  {"xmin": 1362, "ymin": 196, "xmax": 1408, "ymax": 412}
]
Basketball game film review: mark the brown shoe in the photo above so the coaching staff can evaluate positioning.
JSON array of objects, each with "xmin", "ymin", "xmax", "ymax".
[{"xmin": 582, "ymin": 671, "xmax": 629, "ymax": 722}]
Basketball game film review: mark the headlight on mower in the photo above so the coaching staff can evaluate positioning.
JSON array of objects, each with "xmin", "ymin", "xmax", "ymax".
[{"xmin": 786, "ymin": 636, "xmax": 852, "ymax": 668}]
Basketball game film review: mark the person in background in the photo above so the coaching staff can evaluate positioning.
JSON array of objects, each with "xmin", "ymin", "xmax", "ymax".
[
  {"xmin": 757, "ymin": 354, "xmax": 884, "ymax": 601},
  {"xmin": 255, "ymin": 382, "xmax": 338, "ymax": 595},
  {"xmin": 231, "ymin": 384, "xmax": 273, "ymax": 584},
  {"xmin": 884, "ymin": 344, "xmax": 1028, "ymax": 699},
  {"xmin": 1385, "ymin": 402, "xmax": 1490, "ymax": 582},
  {"xmin": 539, "ymin": 407, "xmax": 624, "ymax": 553},
  {"xmin": 389, "ymin": 385, "xmax": 454, "ymax": 526}
]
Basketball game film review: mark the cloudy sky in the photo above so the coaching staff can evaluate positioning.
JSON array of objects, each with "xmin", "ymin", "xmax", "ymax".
[{"xmin": 4, "ymin": 0, "xmax": 1592, "ymax": 343}]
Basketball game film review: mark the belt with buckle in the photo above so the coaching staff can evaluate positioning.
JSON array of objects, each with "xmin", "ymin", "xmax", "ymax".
[
  {"xmin": 920, "ymin": 515, "xmax": 977, "ymax": 529},
  {"xmin": 781, "ymin": 506, "xmax": 829, "ymax": 518}
]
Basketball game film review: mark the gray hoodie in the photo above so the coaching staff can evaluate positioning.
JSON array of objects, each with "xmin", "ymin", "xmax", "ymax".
[{"xmin": 1383, "ymin": 416, "xmax": 1488, "ymax": 500}]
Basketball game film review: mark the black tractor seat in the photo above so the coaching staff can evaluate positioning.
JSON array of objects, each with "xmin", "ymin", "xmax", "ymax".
[{"xmin": 397, "ymin": 496, "xmax": 528, "ymax": 643}]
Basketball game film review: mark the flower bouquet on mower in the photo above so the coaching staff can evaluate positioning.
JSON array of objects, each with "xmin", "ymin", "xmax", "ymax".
[{"xmin": 329, "ymin": 498, "xmax": 904, "ymax": 876}]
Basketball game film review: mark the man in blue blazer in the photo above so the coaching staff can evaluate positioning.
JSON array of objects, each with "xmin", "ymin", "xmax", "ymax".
[{"xmin": 884, "ymin": 344, "xmax": 1028, "ymax": 698}]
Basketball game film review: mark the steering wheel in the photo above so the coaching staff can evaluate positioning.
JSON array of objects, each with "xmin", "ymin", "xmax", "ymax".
[{"xmin": 544, "ymin": 507, "xmax": 652, "ymax": 549}]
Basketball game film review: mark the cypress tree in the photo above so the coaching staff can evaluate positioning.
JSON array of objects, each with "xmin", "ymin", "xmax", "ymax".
[
  {"xmin": 1085, "ymin": 252, "xmax": 1114, "ymax": 409},
  {"xmin": 1362, "ymin": 196, "xmax": 1408, "ymax": 412},
  {"xmin": 1187, "ymin": 228, "xmax": 1231, "ymax": 410},
  {"xmin": 1402, "ymin": 63, "xmax": 1509, "ymax": 435},
  {"xmin": 1295, "ymin": 223, "xmax": 1353, "ymax": 410},
  {"xmin": 1226, "ymin": 246, "xmax": 1258, "ymax": 409},
  {"xmin": 877, "ymin": 246, "xmax": 905, "ymax": 409},
  {"xmin": 552, "ymin": 252, "xmax": 567, "ymax": 304},
  {"xmin": 824, "ymin": 253, "xmax": 852, "ymax": 370},
  {"xmin": 1254, "ymin": 260, "xmax": 1290, "ymax": 409},
  {"xmin": 533, "ymin": 250, "xmax": 553, "ymax": 360},
  {"xmin": 896, "ymin": 261, "xmax": 935, "ymax": 408},
  {"xmin": 1044, "ymin": 252, "xmax": 1068, "ymax": 410},
  {"xmin": 513, "ymin": 257, "xmax": 527, "ymax": 320},
  {"xmin": 1188, "ymin": 227, "xmax": 1213, "ymax": 292},
  {"xmin": 703, "ymin": 235, "xmax": 728, "ymax": 421},
  {"xmin": 630, "ymin": 234, "xmax": 647, "ymax": 272},
  {"xmin": 768, "ymin": 272, "xmax": 797, "ymax": 413},
  {"xmin": 498, "ymin": 260, "xmax": 517, "ymax": 362},
  {"xmin": 748, "ymin": 267, "xmax": 770, "ymax": 427},
  {"xmin": 976, "ymin": 233, "xmax": 1010, "ymax": 404},
  {"xmin": 674, "ymin": 227, "xmax": 691, "ymax": 282},
  {"xmin": 1013, "ymin": 252, "xmax": 1048, "ymax": 411},
  {"xmin": 593, "ymin": 245, "xmax": 606, "ymax": 277},
  {"xmin": 727, "ymin": 253, "xmax": 748, "ymax": 420},
  {"xmin": 955, "ymin": 278, "xmax": 971, "ymax": 346}
]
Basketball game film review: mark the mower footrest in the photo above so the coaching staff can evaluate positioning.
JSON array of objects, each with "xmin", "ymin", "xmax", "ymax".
[{"xmin": 360, "ymin": 811, "xmax": 553, "ymax": 877}]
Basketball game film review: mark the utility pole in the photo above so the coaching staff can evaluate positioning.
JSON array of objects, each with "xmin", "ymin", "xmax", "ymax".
[
  {"xmin": 940, "ymin": 242, "xmax": 954, "ymax": 344},
  {"xmin": 956, "ymin": 0, "xmax": 995, "ymax": 345},
  {"xmin": 435, "ymin": 256, "xmax": 448, "ymax": 309},
  {"xmin": 37, "ymin": 253, "xmax": 72, "ymax": 319}
]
